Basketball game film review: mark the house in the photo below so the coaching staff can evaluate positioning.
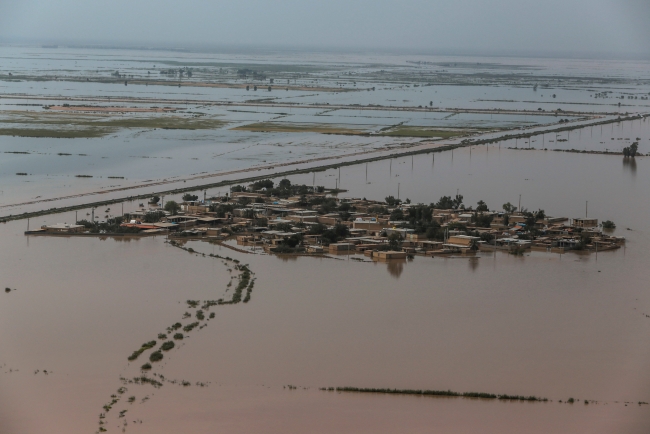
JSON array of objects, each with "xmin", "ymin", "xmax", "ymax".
[
  {"xmin": 375, "ymin": 251, "xmax": 407, "ymax": 259},
  {"xmin": 164, "ymin": 216, "xmax": 198, "ymax": 227},
  {"xmin": 318, "ymin": 214, "xmax": 341, "ymax": 226},
  {"xmin": 384, "ymin": 228, "xmax": 415, "ymax": 238},
  {"xmin": 328, "ymin": 243, "xmax": 354, "ymax": 253},
  {"xmin": 181, "ymin": 200, "xmax": 210, "ymax": 214},
  {"xmin": 352, "ymin": 217, "xmax": 385, "ymax": 231},
  {"xmin": 445, "ymin": 235, "xmax": 480, "ymax": 248},
  {"xmin": 572, "ymin": 218, "xmax": 598, "ymax": 228},
  {"xmin": 41, "ymin": 223, "xmax": 85, "ymax": 233}
]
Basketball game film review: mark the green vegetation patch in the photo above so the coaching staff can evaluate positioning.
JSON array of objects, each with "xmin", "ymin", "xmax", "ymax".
[
  {"xmin": 127, "ymin": 340, "xmax": 157, "ymax": 361},
  {"xmin": 161, "ymin": 341, "xmax": 175, "ymax": 351},
  {"xmin": 324, "ymin": 387, "xmax": 548, "ymax": 402},
  {"xmin": 232, "ymin": 122, "xmax": 368, "ymax": 135},
  {"xmin": 182, "ymin": 322, "xmax": 200, "ymax": 333},
  {"xmin": 378, "ymin": 126, "xmax": 472, "ymax": 139},
  {"xmin": 0, "ymin": 111, "xmax": 226, "ymax": 138},
  {"xmin": 149, "ymin": 351, "xmax": 163, "ymax": 363},
  {"xmin": 0, "ymin": 127, "xmax": 109, "ymax": 138}
]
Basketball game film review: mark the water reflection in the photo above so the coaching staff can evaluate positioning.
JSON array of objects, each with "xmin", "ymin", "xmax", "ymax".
[
  {"xmin": 468, "ymin": 257, "xmax": 480, "ymax": 272},
  {"xmin": 384, "ymin": 258, "xmax": 406, "ymax": 279},
  {"xmin": 622, "ymin": 156, "xmax": 637, "ymax": 176}
]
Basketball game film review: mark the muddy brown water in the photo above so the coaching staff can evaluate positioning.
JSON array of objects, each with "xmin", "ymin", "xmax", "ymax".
[{"xmin": 2, "ymin": 138, "xmax": 650, "ymax": 432}]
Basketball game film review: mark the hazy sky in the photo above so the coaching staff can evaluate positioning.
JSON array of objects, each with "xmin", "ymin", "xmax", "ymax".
[{"xmin": 1, "ymin": 0, "xmax": 649, "ymax": 57}]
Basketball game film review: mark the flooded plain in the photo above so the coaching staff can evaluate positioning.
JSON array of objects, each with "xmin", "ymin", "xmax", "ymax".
[
  {"xmin": 2, "ymin": 47, "xmax": 650, "ymax": 433},
  {"xmin": 2, "ymin": 142, "xmax": 650, "ymax": 433}
]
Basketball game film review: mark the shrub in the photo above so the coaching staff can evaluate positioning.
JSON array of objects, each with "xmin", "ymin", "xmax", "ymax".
[
  {"xmin": 161, "ymin": 341, "xmax": 175, "ymax": 351},
  {"xmin": 602, "ymin": 220, "xmax": 616, "ymax": 229},
  {"xmin": 149, "ymin": 351, "xmax": 163, "ymax": 362},
  {"xmin": 173, "ymin": 333, "xmax": 184, "ymax": 340},
  {"xmin": 183, "ymin": 322, "xmax": 199, "ymax": 332},
  {"xmin": 141, "ymin": 363, "xmax": 152, "ymax": 371},
  {"xmin": 127, "ymin": 341, "xmax": 157, "ymax": 361}
]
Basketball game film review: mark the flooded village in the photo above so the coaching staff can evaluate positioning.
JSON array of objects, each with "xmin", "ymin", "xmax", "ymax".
[
  {"xmin": 28, "ymin": 178, "xmax": 625, "ymax": 259},
  {"xmin": 2, "ymin": 22, "xmax": 650, "ymax": 433}
]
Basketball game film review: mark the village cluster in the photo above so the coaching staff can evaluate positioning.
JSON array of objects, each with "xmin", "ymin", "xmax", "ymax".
[{"xmin": 29, "ymin": 178, "xmax": 624, "ymax": 258}]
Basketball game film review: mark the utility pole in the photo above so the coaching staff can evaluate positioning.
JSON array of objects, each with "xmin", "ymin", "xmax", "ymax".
[
  {"xmin": 586, "ymin": 201, "xmax": 588, "ymax": 218},
  {"xmin": 398, "ymin": 183, "xmax": 400, "ymax": 200},
  {"xmin": 518, "ymin": 194, "xmax": 521, "ymax": 212}
]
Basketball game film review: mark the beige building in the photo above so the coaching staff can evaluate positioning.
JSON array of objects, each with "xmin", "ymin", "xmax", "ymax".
[
  {"xmin": 572, "ymin": 218, "xmax": 598, "ymax": 228},
  {"xmin": 41, "ymin": 223, "xmax": 85, "ymax": 233}
]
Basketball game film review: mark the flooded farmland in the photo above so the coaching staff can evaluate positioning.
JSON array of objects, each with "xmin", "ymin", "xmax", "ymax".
[{"xmin": 2, "ymin": 45, "xmax": 650, "ymax": 434}]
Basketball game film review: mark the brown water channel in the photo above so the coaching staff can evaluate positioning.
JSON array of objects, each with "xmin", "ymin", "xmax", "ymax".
[{"xmin": 2, "ymin": 136, "xmax": 650, "ymax": 432}]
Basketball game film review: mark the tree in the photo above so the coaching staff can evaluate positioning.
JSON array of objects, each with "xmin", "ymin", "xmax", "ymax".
[
  {"xmin": 426, "ymin": 226, "xmax": 441, "ymax": 240},
  {"xmin": 279, "ymin": 178, "xmax": 291, "ymax": 189},
  {"xmin": 282, "ymin": 234, "xmax": 302, "ymax": 248},
  {"xmin": 308, "ymin": 223, "xmax": 327, "ymax": 235},
  {"xmin": 390, "ymin": 208, "xmax": 404, "ymax": 221},
  {"xmin": 624, "ymin": 142, "xmax": 638, "ymax": 157},
  {"xmin": 476, "ymin": 200, "xmax": 488, "ymax": 212},
  {"xmin": 333, "ymin": 224, "xmax": 350, "ymax": 239},
  {"xmin": 182, "ymin": 193, "xmax": 199, "ymax": 202},
  {"xmin": 472, "ymin": 212, "xmax": 493, "ymax": 228},
  {"xmin": 453, "ymin": 194, "xmax": 464, "ymax": 209},
  {"xmin": 164, "ymin": 201, "xmax": 181, "ymax": 215},
  {"xmin": 435, "ymin": 196, "xmax": 454, "ymax": 209},
  {"xmin": 251, "ymin": 179, "xmax": 274, "ymax": 190},
  {"xmin": 385, "ymin": 195, "xmax": 400, "ymax": 207},
  {"xmin": 150, "ymin": 195, "xmax": 160, "ymax": 204},
  {"xmin": 602, "ymin": 220, "xmax": 616, "ymax": 229},
  {"xmin": 388, "ymin": 233, "xmax": 403, "ymax": 250},
  {"xmin": 502, "ymin": 202, "xmax": 517, "ymax": 213},
  {"xmin": 143, "ymin": 211, "xmax": 166, "ymax": 223}
]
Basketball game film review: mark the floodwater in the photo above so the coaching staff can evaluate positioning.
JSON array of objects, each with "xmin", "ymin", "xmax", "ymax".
[
  {"xmin": 3, "ymin": 46, "xmax": 649, "ymax": 215},
  {"xmin": 2, "ymin": 130, "xmax": 650, "ymax": 433}
]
